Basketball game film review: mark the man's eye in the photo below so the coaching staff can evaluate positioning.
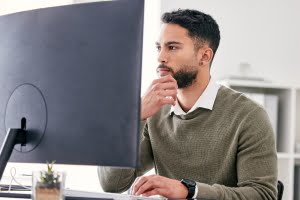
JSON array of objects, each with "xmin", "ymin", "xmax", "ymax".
[
  {"xmin": 156, "ymin": 46, "xmax": 161, "ymax": 51},
  {"xmin": 169, "ymin": 46, "xmax": 177, "ymax": 50}
]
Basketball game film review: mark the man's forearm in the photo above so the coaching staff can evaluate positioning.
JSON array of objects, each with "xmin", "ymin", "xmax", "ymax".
[
  {"xmin": 195, "ymin": 180, "xmax": 277, "ymax": 200},
  {"xmin": 98, "ymin": 166, "xmax": 136, "ymax": 193},
  {"xmin": 98, "ymin": 121, "xmax": 154, "ymax": 193}
]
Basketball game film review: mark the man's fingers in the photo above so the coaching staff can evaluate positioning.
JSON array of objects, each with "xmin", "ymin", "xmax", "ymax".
[
  {"xmin": 135, "ymin": 177, "xmax": 162, "ymax": 196},
  {"xmin": 152, "ymin": 82, "xmax": 177, "ymax": 92},
  {"xmin": 152, "ymin": 74, "xmax": 176, "ymax": 84},
  {"xmin": 160, "ymin": 82, "xmax": 178, "ymax": 90},
  {"xmin": 159, "ymin": 89, "xmax": 177, "ymax": 97},
  {"xmin": 158, "ymin": 96, "xmax": 176, "ymax": 106},
  {"xmin": 141, "ymin": 76, "xmax": 177, "ymax": 120},
  {"xmin": 130, "ymin": 177, "xmax": 140, "ymax": 195},
  {"xmin": 142, "ymin": 188, "xmax": 164, "ymax": 197},
  {"xmin": 132, "ymin": 176, "xmax": 150, "ymax": 195},
  {"xmin": 135, "ymin": 181, "xmax": 154, "ymax": 196},
  {"xmin": 133, "ymin": 176, "xmax": 186, "ymax": 198}
]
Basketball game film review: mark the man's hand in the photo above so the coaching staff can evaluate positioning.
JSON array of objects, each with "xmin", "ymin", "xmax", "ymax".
[
  {"xmin": 141, "ymin": 75, "xmax": 177, "ymax": 120},
  {"xmin": 131, "ymin": 175, "xmax": 188, "ymax": 198}
]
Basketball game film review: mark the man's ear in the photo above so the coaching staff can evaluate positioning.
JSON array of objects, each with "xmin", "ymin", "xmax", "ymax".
[{"xmin": 198, "ymin": 47, "xmax": 214, "ymax": 67}]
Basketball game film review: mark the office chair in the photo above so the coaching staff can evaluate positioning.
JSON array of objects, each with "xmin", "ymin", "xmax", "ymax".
[{"xmin": 277, "ymin": 180, "xmax": 284, "ymax": 200}]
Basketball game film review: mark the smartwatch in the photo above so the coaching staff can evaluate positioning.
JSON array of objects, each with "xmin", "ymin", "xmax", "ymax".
[{"xmin": 180, "ymin": 178, "xmax": 196, "ymax": 199}]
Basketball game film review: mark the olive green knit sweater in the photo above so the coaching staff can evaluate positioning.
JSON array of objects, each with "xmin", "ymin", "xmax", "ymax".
[{"xmin": 98, "ymin": 86, "xmax": 278, "ymax": 200}]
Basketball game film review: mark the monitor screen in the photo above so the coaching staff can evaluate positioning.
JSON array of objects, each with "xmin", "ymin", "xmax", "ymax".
[{"xmin": 0, "ymin": 0, "xmax": 144, "ymax": 175}]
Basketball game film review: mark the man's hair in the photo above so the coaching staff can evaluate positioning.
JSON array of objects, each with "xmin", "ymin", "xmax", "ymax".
[{"xmin": 162, "ymin": 9, "xmax": 220, "ymax": 61}]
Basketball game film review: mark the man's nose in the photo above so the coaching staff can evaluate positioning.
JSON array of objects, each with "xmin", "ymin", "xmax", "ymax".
[{"xmin": 157, "ymin": 49, "xmax": 168, "ymax": 64}]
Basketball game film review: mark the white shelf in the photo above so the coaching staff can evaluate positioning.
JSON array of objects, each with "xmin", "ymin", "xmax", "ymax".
[
  {"xmin": 220, "ymin": 79, "xmax": 299, "ymax": 200},
  {"xmin": 278, "ymin": 153, "xmax": 292, "ymax": 159},
  {"xmin": 218, "ymin": 79, "xmax": 295, "ymax": 89},
  {"xmin": 294, "ymin": 154, "xmax": 300, "ymax": 159}
]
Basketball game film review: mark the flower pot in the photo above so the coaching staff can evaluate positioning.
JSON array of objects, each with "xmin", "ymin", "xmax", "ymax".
[{"xmin": 32, "ymin": 171, "xmax": 66, "ymax": 200}]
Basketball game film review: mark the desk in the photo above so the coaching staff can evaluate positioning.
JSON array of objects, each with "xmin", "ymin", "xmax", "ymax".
[{"xmin": 0, "ymin": 190, "xmax": 166, "ymax": 200}]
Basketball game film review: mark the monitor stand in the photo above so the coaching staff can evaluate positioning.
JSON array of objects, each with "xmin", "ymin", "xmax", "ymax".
[{"xmin": 0, "ymin": 118, "xmax": 27, "ymax": 180}]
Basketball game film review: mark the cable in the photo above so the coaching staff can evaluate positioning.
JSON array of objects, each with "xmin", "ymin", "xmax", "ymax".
[{"xmin": 5, "ymin": 167, "xmax": 31, "ymax": 192}]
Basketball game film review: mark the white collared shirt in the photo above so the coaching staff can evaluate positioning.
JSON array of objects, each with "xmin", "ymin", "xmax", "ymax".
[{"xmin": 170, "ymin": 78, "xmax": 220, "ymax": 115}]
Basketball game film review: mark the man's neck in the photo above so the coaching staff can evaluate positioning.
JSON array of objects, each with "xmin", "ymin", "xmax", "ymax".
[{"xmin": 177, "ymin": 75, "xmax": 210, "ymax": 113}]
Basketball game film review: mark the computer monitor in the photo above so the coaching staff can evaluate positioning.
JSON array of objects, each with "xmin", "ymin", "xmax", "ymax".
[{"xmin": 0, "ymin": 0, "xmax": 144, "ymax": 180}]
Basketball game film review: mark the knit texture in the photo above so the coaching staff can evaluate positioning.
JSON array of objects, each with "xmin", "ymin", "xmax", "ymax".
[{"xmin": 98, "ymin": 86, "xmax": 278, "ymax": 200}]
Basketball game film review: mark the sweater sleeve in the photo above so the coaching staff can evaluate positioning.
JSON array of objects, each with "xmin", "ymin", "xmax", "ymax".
[
  {"xmin": 97, "ymin": 120, "xmax": 154, "ymax": 193},
  {"xmin": 195, "ymin": 107, "xmax": 278, "ymax": 200}
]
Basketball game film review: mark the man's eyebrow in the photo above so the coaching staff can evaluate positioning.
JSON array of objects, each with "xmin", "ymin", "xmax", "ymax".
[{"xmin": 155, "ymin": 41, "xmax": 183, "ymax": 46}]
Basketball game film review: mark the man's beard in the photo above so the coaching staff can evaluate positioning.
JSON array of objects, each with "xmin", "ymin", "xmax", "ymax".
[{"xmin": 157, "ymin": 64, "xmax": 198, "ymax": 88}]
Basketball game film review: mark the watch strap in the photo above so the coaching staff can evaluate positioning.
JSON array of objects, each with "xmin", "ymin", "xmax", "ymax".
[{"xmin": 180, "ymin": 179, "xmax": 196, "ymax": 198}]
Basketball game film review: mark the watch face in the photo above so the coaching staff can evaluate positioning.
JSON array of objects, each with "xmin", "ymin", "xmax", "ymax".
[{"xmin": 183, "ymin": 179, "xmax": 196, "ymax": 186}]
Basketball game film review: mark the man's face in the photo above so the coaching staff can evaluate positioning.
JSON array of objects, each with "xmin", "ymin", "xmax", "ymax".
[{"xmin": 156, "ymin": 23, "xmax": 200, "ymax": 88}]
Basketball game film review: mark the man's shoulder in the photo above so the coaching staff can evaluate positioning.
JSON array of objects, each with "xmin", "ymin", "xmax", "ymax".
[
  {"xmin": 216, "ymin": 86, "xmax": 272, "ymax": 135},
  {"xmin": 216, "ymin": 85, "xmax": 265, "ymax": 113}
]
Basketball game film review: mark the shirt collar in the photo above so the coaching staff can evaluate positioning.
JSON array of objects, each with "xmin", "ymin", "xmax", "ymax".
[{"xmin": 170, "ymin": 77, "xmax": 220, "ymax": 115}]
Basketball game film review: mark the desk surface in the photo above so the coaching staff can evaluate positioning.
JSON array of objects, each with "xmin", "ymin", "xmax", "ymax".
[{"xmin": 0, "ymin": 190, "xmax": 166, "ymax": 200}]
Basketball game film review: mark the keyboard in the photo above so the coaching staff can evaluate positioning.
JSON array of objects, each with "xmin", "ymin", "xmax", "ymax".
[{"xmin": 66, "ymin": 190, "xmax": 166, "ymax": 200}]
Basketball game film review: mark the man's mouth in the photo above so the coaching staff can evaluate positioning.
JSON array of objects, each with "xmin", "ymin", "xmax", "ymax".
[
  {"xmin": 156, "ymin": 65, "xmax": 174, "ymax": 77},
  {"xmin": 157, "ymin": 68, "xmax": 172, "ymax": 77},
  {"xmin": 157, "ymin": 68, "xmax": 169, "ymax": 72}
]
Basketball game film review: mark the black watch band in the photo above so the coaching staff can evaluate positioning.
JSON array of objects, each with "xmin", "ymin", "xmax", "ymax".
[{"xmin": 180, "ymin": 179, "xmax": 196, "ymax": 199}]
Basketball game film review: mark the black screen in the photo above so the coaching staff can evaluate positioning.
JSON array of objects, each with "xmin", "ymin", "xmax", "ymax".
[{"xmin": 0, "ymin": 0, "xmax": 144, "ymax": 168}]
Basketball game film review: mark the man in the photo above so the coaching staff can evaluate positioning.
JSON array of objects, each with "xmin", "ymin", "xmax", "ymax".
[{"xmin": 98, "ymin": 9, "xmax": 277, "ymax": 200}]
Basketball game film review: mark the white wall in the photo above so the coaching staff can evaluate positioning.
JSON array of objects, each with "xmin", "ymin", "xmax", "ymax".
[
  {"xmin": 141, "ymin": 0, "xmax": 161, "ymax": 94},
  {"xmin": 0, "ymin": 0, "xmax": 74, "ymax": 15},
  {"xmin": 160, "ymin": 0, "xmax": 300, "ymax": 85}
]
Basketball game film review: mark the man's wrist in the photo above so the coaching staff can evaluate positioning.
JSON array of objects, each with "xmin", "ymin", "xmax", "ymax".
[{"xmin": 180, "ymin": 179, "xmax": 196, "ymax": 198}]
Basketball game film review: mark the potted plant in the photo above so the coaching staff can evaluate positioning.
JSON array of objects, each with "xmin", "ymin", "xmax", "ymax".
[{"xmin": 32, "ymin": 161, "xmax": 65, "ymax": 200}]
